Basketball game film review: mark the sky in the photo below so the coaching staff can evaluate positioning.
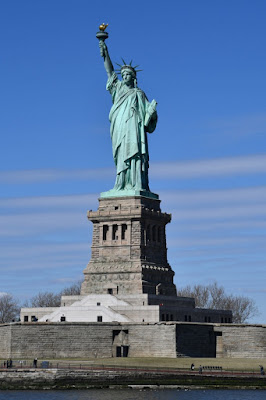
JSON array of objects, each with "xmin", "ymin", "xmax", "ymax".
[{"xmin": 0, "ymin": 0, "xmax": 265, "ymax": 323}]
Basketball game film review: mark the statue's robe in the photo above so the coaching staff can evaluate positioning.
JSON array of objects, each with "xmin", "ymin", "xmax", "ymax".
[{"xmin": 107, "ymin": 73, "xmax": 157, "ymax": 191}]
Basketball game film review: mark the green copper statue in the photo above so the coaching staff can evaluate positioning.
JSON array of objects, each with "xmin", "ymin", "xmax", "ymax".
[{"xmin": 97, "ymin": 25, "xmax": 158, "ymax": 199}]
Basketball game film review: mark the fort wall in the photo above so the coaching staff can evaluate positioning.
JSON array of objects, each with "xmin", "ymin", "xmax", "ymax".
[
  {"xmin": 0, "ymin": 324, "xmax": 11, "ymax": 359},
  {"xmin": 1, "ymin": 322, "xmax": 266, "ymax": 359},
  {"xmin": 214, "ymin": 324, "xmax": 266, "ymax": 358}
]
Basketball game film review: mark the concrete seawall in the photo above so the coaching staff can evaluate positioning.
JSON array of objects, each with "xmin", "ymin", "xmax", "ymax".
[{"xmin": 0, "ymin": 368, "xmax": 265, "ymax": 390}]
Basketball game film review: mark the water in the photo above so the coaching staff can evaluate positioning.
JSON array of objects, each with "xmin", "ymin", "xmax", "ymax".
[{"xmin": 0, "ymin": 390, "xmax": 264, "ymax": 400}]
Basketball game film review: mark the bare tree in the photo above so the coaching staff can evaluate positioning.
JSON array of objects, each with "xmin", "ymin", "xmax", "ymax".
[
  {"xmin": 177, "ymin": 284, "xmax": 209, "ymax": 308},
  {"xmin": 60, "ymin": 280, "xmax": 82, "ymax": 296},
  {"xmin": 177, "ymin": 281, "xmax": 258, "ymax": 323},
  {"xmin": 24, "ymin": 280, "xmax": 83, "ymax": 308},
  {"xmin": 25, "ymin": 291, "xmax": 61, "ymax": 308},
  {"xmin": 0, "ymin": 293, "xmax": 20, "ymax": 323}
]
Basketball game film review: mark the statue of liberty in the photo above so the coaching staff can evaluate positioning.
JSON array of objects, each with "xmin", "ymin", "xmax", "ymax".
[{"xmin": 97, "ymin": 26, "xmax": 158, "ymax": 199}]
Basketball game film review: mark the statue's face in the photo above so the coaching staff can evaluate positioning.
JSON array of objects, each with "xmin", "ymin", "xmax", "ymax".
[{"xmin": 122, "ymin": 70, "xmax": 134, "ymax": 87}]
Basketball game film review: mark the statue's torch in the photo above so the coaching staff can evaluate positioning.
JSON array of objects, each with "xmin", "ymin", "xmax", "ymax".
[{"xmin": 96, "ymin": 23, "xmax": 109, "ymax": 57}]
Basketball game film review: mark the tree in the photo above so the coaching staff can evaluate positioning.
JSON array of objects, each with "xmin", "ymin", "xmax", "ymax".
[
  {"xmin": 25, "ymin": 291, "xmax": 61, "ymax": 308},
  {"xmin": 0, "ymin": 293, "xmax": 20, "ymax": 323},
  {"xmin": 177, "ymin": 281, "xmax": 258, "ymax": 323},
  {"xmin": 24, "ymin": 280, "xmax": 82, "ymax": 308},
  {"xmin": 60, "ymin": 280, "xmax": 82, "ymax": 296}
]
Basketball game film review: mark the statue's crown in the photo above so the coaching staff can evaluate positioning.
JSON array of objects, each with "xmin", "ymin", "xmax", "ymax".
[{"xmin": 115, "ymin": 59, "xmax": 142, "ymax": 77}]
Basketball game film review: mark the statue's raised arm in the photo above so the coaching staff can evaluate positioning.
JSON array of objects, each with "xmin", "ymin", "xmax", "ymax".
[
  {"xmin": 96, "ymin": 25, "xmax": 158, "ymax": 200},
  {"xmin": 99, "ymin": 41, "xmax": 114, "ymax": 79}
]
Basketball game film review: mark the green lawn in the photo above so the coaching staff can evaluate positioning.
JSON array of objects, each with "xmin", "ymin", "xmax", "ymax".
[
  {"xmin": 3, "ymin": 357, "xmax": 264, "ymax": 373},
  {"xmin": 84, "ymin": 357, "xmax": 266, "ymax": 372}
]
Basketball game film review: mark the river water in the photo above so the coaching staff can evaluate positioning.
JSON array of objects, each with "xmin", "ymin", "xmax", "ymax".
[{"xmin": 0, "ymin": 390, "xmax": 264, "ymax": 400}]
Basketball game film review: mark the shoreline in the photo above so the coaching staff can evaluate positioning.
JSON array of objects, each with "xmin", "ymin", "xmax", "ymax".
[{"xmin": 0, "ymin": 368, "xmax": 265, "ymax": 390}]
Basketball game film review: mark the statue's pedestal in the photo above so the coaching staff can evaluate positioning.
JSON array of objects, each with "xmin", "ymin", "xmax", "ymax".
[{"xmin": 81, "ymin": 196, "xmax": 177, "ymax": 297}]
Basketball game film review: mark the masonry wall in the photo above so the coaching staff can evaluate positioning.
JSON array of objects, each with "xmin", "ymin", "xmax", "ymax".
[
  {"xmin": 8, "ymin": 323, "xmax": 114, "ymax": 359},
  {"xmin": 0, "ymin": 324, "xmax": 11, "ymax": 359},
  {"xmin": 128, "ymin": 324, "xmax": 176, "ymax": 358},
  {"xmin": 2, "ymin": 322, "xmax": 177, "ymax": 359},
  {"xmin": 214, "ymin": 324, "xmax": 266, "ymax": 358},
  {"xmin": 2, "ymin": 322, "xmax": 266, "ymax": 359}
]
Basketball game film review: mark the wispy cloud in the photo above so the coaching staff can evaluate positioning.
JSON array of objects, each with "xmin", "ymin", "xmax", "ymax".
[
  {"xmin": 0, "ymin": 242, "xmax": 89, "ymax": 271},
  {"xmin": 161, "ymin": 186, "xmax": 266, "ymax": 206},
  {"xmin": 0, "ymin": 168, "xmax": 114, "ymax": 184},
  {"xmin": 0, "ymin": 154, "xmax": 265, "ymax": 184},
  {"xmin": 0, "ymin": 193, "xmax": 98, "ymax": 210},
  {"xmin": 0, "ymin": 211, "xmax": 86, "ymax": 237},
  {"xmin": 171, "ymin": 204, "xmax": 266, "ymax": 221},
  {"xmin": 151, "ymin": 154, "xmax": 266, "ymax": 179},
  {"xmin": 168, "ymin": 235, "xmax": 266, "ymax": 248},
  {"xmin": 207, "ymin": 112, "xmax": 266, "ymax": 138}
]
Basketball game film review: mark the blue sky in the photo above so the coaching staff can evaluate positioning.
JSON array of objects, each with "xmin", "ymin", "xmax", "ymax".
[{"xmin": 0, "ymin": 0, "xmax": 265, "ymax": 323}]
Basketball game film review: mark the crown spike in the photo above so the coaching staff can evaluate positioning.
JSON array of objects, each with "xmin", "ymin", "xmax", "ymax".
[{"xmin": 121, "ymin": 57, "xmax": 127, "ymax": 65}]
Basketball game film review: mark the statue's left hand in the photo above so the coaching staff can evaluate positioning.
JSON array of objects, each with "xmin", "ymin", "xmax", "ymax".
[{"xmin": 149, "ymin": 100, "xmax": 157, "ymax": 117}]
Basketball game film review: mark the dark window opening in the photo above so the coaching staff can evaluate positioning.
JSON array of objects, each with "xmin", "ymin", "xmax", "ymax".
[
  {"xmin": 60, "ymin": 316, "xmax": 66, "ymax": 322},
  {"xmin": 103, "ymin": 225, "xmax": 108, "ymax": 241},
  {"xmin": 166, "ymin": 314, "xmax": 169, "ymax": 321},
  {"xmin": 170, "ymin": 314, "xmax": 173, "ymax": 321},
  {"xmin": 152, "ymin": 225, "xmax": 156, "ymax": 241},
  {"xmin": 162, "ymin": 314, "xmax": 165, "ymax": 321},
  {"xmin": 97, "ymin": 302, "xmax": 101, "ymax": 306},
  {"xmin": 114, "ymin": 206, "xmax": 119, "ymax": 210},
  {"xmin": 108, "ymin": 288, "xmax": 113, "ymax": 294},
  {"xmin": 121, "ymin": 224, "xmax": 127, "ymax": 240},
  {"xmin": 204, "ymin": 316, "xmax": 207, "ymax": 322},
  {"xmin": 97, "ymin": 316, "xmax": 103, "ymax": 322},
  {"xmin": 157, "ymin": 226, "xmax": 161, "ymax": 242},
  {"xmin": 24, "ymin": 316, "xmax": 28, "ymax": 322},
  {"xmin": 228, "ymin": 317, "xmax": 231, "ymax": 323},
  {"xmin": 112, "ymin": 224, "xmax": 118, "ymax": 240},
  {"xmin": 116, "ymin": 346, "xmax": 121, "ymax": 357},
  {"xmin": 122, "ymin": 345, "xmax": 129, "ymax": 357},
  {"xmin": 116, "ymin": 345, "xmax": 129, "ymax": 357},
  {"xmin": 208, "ymin": 317, "xmax": 211, "ymax": 323},
  {"xmin": 112, "ymin": 329, "xmax": 120, "ymax": 340},
  {"xmin": 146, "ymin": 225, "xmax": 150, "ymax": 242},
  {"xmin": 185, "ymin": 315, "xmax": 188, "ymax": 321},
  {"xmin": 221, "ymin": 317, "xmax": 224, "ymax": 323},
  {"xmin": 188, "ymin": 315, "xmax": 191, "ymax": 322},
  {"xmin": 225, "ymin": 317, "xmax": 227, "ymax": 323},
  {"xmin": 31, "ymin": 316, "xmax": 38, "ymax": 322}
]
